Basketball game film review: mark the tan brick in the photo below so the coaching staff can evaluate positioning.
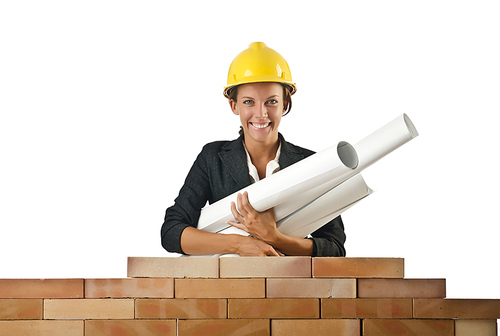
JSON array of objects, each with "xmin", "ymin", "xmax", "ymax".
[
  {"xmin": 413, "ymin": 299, "xmax": 500, "ymax": 319},
  {"xmin": 136, "ymin": 299, "xmax": 226, "ymax": 319},
  {"xmin": 228, "ymin": 298, "xmax": 319, "ymax": 318},
  {"xmin": 0, "ymin": 299, "xmax": 43, "ymax": 319},
  {"xmin": 44, "ymin": 299, "xmax": 134, "ymax": 319},
  {"xmin": 455, "ymin": 320, "xmax": 498, "ymax": 336},
  {"xmin": 0, "ymin": 279, "xmax": 83, "ymax": 298},
  {"xmin": 363, "ymin": 319, "xmax": 454, "ymax": 336},
  {"xmin": 178, "ymin": 319, "xmax": 269, "ymax": 336},
  {"xmin": 0, "ymin": 320, "xmax": 83, "ymax": 336},
  {"xmin": 127, "ymin": 257, "xmax": 219, "ymax": 278},
  {"xmin": 358, "ymin": 278, "xmax": 446, "ymax": 298},
  {"xmin": 266, "ymin": 278, "xmax": 356, "ymax": 298},
  {"xmin": 322, "ymin": 298, "xmax": 412, "ymax": 319},
  {"xmin": 85, "ymin": 320, "xmax": 176, "ymax": 335},
  {"xmin": 175, "ymin": 279, "xmax": 265, "ymax": 298},
  {"xmin": 272, "ymin": 319, "xmax": 360, "ymax": 336},
  {"xmin": 312, "ymin": 258, "xmax": 404, "ymax": 278},
  {"xmin": 85, "ymin": 278, "xmax": 174, "ymax": 298},
  {"xmin": 219, "ymin": 257, "xmax": 311, "ymax": 278}
]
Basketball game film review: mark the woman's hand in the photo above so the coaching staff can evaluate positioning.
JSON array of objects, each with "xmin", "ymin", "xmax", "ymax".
[
  {"xmin": 227, "ymin": 191, "xmax": 314, "ymax": 256},
  {"xmin": 234, "ymin": 236, "xmax": 282, "ymax": 256},
  {"xmin": 227, "ymin": 191, "xmax": 282, "ymax": 244}
]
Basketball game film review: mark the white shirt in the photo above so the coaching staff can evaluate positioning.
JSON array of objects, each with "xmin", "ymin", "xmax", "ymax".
[{"xmin": 243, "ymin": 142, "xmax": 281, "ymax": 183}]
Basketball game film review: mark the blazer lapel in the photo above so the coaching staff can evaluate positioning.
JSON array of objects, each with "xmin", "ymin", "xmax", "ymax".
[
  {"xmin": 278, "ymin": 133, "xmax": 306, "ymax": 169},
  {"xmin": 218, "ymin": 134, "xmax": 252, "ymax": 188}
]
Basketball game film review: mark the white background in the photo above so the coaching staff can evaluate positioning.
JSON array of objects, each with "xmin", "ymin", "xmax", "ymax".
[{"xmin": 1, "ymin": 0, "xmax": 499, "ymax": 316}]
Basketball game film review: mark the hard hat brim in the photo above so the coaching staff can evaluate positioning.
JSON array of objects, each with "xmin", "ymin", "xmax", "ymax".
[{"xmin": 223, "ymin": 81, "xmax": 297, "ymax": 99}]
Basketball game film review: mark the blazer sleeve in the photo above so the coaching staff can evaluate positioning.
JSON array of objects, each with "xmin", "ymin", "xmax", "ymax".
[
  {"xmin": 160, "ymin": 145, "xmax": 212, "ymax": 254},
  {"xmin": 309, "ymin": 215, "xmax": 346, "ymax": 257}
]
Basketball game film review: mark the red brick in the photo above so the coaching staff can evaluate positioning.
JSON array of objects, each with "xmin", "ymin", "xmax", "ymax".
[
  {"xmin": 455, "ymin": 320, "xmax": 498, "ymax": 336},
  {"xmin": 85, "ymin": 320, "xmax": 176, "ymax": 335},
  {"xmin": 266, "ymin": 278, "xmax": 356, "ymax": 298},
  {"xmin": 44, "ymin": 299, "xmax": 134, "ymax": 319},
  {"xmin": 413, "ymin": 299, "xmax": 500, "ymax": 319},
  {"xmin": 219, "ymin": 257, "xmax": 311, "ymax": 278},
  {"xmin": 127, "ymin": 257, "xmax": 219, "ymax": 278},
  {"xmin": 272, "ymin": 319, "xmax": 360, "ymax": 336},
  {"xmin": 136, "ymin": 299, "xmax": 226, "ymax": 319},
  {"xmin": 363, "ymin": 319, "xmax": 454, "ymax": 336},
  {"xmin": 0, "ymin": 279, "xmax": 83, "ymax": 298},
  {"xmin": 0, "ymin": 320, "xmax": 83, "ymax": 336},
  {"xmin": 178, "ymin": 319, "xmax": 269, "ymax": 336},
  {"xmin": 0, "ymin": 299, "xmax": 42, "ymax": 319},
  {"xmin": 228, "ymin": 298, "xmax": 319, "ymax": 318},
  {"xmin": 175, "ymin": 279, "xmax": 265, "ymax": 298},
  {"xmin": 357, "ymin": 278, "xmax": 446, "ymax": 298},
  {"xmin": 85, "ymin": 278, "xmax": 174, "ymax": 298},
  {"xmin": 322, "ymin": 298, "xmax": 412, "ymax": 319},
  {"xmin": 312, "ymin": 258, "xmax": 404, "ymax": 278}
]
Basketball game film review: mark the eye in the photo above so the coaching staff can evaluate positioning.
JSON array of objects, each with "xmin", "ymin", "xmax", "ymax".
[
  {"xmin": 266, "ymin": 99, "xmax": 278, "ymax": 105},
  {"xmin": 243, "ymin": 100, "xmax": 254, "ymax": 105}
]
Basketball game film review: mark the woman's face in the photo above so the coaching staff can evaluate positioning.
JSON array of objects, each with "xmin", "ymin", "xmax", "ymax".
[{"xmin": 230, "ymin": 82, "xmax": 285, "ymax": 147}]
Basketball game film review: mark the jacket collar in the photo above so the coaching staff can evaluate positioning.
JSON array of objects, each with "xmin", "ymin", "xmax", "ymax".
[{"xmin": 218, "ymin": 133, "xmax": 305, "ymax": 188}]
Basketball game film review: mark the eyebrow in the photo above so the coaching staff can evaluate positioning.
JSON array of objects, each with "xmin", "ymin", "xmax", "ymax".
[{"xmin": 241, "ymin": 95, "xmax": 279, "ymax": 100}]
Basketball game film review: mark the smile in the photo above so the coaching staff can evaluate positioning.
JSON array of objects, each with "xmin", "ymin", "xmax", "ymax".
[{"xmin": 250, "ymin": 122, "xmax": 270, "ymax": 129}]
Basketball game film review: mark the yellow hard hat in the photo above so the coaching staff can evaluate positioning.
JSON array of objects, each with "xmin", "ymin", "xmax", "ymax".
[{"xmin": 223, "ymin": 42, "xmax": 297, "ymax": 99}]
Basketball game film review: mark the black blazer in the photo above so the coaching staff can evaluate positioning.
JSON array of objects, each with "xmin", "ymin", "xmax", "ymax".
[{"xmin": 161, "ymin": 133, "xmax": 346, "ymax": 257}]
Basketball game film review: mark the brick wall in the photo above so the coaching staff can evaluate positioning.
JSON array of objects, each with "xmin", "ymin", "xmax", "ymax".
[{"xmin": 0, "ymin": 257, "xmax": 498, "ymax": 335}]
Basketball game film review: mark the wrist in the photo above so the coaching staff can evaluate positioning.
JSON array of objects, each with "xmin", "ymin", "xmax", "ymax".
[
  {"xmin": 227, "ymin": 234, "xmax": 248, "ymax": 254},
  {"xmin": 265, "ymin": 229, "xmax": 285, "ymax": 246}
]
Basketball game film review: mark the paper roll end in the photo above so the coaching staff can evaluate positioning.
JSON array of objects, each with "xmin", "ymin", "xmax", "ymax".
[
  {"xmin": 403, "ymin": 113, "xmax": 419, "ymax": 138},
  {"xmin": 337, "ymin": 141, "xmax": 358, "ymax": 169}
]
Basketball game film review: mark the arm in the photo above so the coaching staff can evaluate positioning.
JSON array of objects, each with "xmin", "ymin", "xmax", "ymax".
[
  {"xmin": 227, "ymin": 191, "xmax": 314, "ymax": 256},
  {"xmin": 227, "ymin": 191, "xmax": 346, "ymax": 257},
  {"xmin": 181, "ymin": 227, "xmax": 280, "ymax": 256},
  {"xmin": 161, "ymin": 143, "xmax": 281, "ymax": 257},
  {"xmin": 309, "ymin": 215, "xmax": 346, "ymax": 257}
]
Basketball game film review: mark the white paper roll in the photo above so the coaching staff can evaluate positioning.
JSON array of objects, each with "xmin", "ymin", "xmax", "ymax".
[
  {"xmin": 199, "ymin": 114, "xmax": 418, "ymax": 236},
  {"xmin": 198, "ymin": 141, "xmax": 358, "ymax": 233},
  {"xmin": 354, "ymin": 113, "xmax": 418, "ymax": 170},
  {"xmin": 276, "ymin": 173, "xmax": 372, "ymax": 237}
]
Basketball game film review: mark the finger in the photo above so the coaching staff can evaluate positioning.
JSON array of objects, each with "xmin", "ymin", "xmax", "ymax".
[
  {"xmin": 226, "ymin": 220, "xmax": 248, "ymax": 232},
  {"xmin": 267, "ymin": 247, "xmax": 280, "ymax": 257},
  {"xmin": 230, "ymin": 201, "xmax": 244, "ymax": 222},
  {"xmin": 240, "ymin": 191, "xmax": 258, "ymax": 218},
  {"xmin": 236, "ymin": 193, "xmax": 249, "ymax": 218}
]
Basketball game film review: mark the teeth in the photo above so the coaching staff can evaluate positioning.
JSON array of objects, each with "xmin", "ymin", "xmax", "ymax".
[{"xmin": 252, "ymin": 123, "xmax": 270, "ymax": 129}]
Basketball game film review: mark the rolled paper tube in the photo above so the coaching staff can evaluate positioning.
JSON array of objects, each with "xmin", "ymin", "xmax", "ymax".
[
  {"xmin": 199, "ymin": 114, "xmax": 418, "ymax": 235},
  {"xmin": 276, "ymin": 173, "xmax": 373, "ymax": 237},
  {"xmin": 216, "ymin": 173, "xmax": 372, "ymax": 238},
  {"xmin": 198, "ymin": 141, "xmax": 359, "ymax": 233},
  {"xmin": 354, "ymin": 113, "xmax": 418, "ymax": 170}
]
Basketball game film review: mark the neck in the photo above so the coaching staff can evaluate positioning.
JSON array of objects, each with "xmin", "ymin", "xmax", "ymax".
[{"xmin": 243, "ymin": 133, "xmax": 280, "ymax": 164}]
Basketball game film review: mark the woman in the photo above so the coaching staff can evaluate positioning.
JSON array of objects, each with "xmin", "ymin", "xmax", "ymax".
[{"xmin": 161, "ymin": 42, "xmax": 346, "ymax": 257}]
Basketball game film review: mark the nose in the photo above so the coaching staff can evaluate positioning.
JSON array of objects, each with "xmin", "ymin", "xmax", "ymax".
[{"xmin": 255, "ymin": 103, "xmax": 268, "ymax": 119}]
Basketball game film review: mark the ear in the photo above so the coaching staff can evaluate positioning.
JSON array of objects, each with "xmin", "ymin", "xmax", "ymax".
[
  {"xmin": 229, "ymin": 99, "xmax": 239, "ymax": 115},
  {"xmin": 282, "ymin": 100, "xmax": 288, "ymax": 114}
]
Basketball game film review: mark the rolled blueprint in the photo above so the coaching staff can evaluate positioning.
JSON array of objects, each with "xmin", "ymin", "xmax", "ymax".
[
  {"xmin": 276, "ymin": 173, "xmax": 372, "ymax": 237},
  {"xmin": 199, "ymin": 113, "xmax": 418, "ymax": 235},
  {"xmin": 217, "ymin": 173, "xmax": 372, "ymax": 238},
  {"xmin": 198, "ymin": 141, "xmax": 359, "ymax": 233},
  {"xmin": 354, "ymin": 113, "xmax": 418, "ymax": 170}
]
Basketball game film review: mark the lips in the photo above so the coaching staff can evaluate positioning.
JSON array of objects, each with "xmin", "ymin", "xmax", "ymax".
[{"xmin": 250, "ymin": 122, "xmax": 271, "ymax": 129}]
